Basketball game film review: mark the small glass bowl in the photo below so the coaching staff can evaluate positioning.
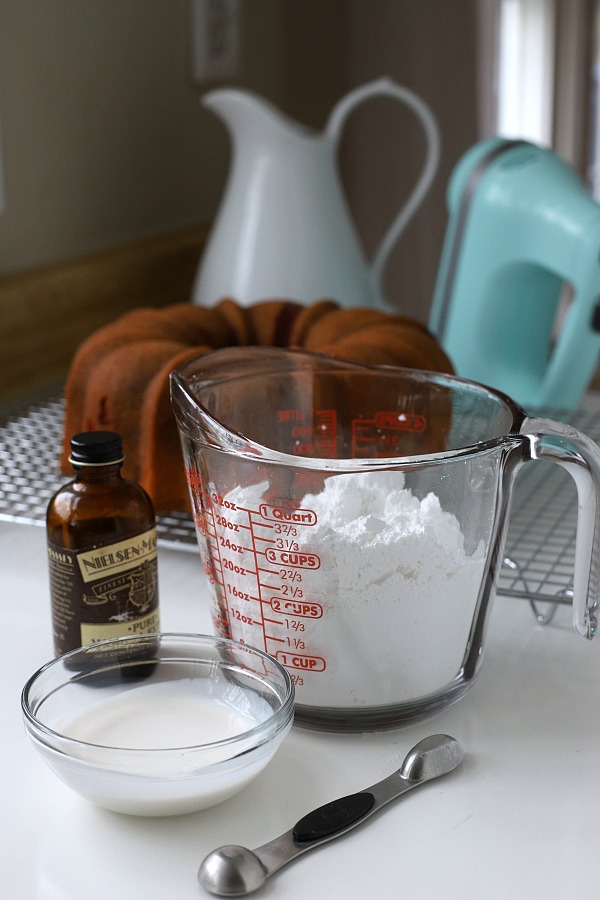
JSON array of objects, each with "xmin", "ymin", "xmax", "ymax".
[{"xmin": 21, "ymin": 633, "xmax": 294, "ymax": 816}]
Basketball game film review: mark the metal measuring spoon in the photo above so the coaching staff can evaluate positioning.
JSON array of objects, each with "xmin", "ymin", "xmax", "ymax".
[{"xmin": 198, "ymin": 733, "xmax": 464, "ymax": 896}]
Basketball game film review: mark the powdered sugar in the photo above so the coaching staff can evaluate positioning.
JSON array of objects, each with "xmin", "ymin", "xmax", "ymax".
[{"xmin": 205, "ymin": 471, "xmax": 486, "ymax": 709}]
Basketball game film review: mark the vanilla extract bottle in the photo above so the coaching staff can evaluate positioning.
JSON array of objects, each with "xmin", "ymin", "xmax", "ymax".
[{"xmin": 47, "ymin": 431, "xmax": 160, "ymax": 656}]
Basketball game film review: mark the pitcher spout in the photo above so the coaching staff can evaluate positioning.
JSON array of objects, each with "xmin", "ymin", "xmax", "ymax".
[{"xmin": 202, "ymin": 88, "xmax": 315, "ymax": 146}]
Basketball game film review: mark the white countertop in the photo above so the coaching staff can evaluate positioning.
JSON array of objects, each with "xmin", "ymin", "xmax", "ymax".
[{"xmin": 2, "ymin": 518, "xmax": 600, "ymax": 900}]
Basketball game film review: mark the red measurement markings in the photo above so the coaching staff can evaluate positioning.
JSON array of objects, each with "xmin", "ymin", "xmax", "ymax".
[
  {"xmin": 213, "ymin": 514, "xmax": 242, "ymax": 533},
  {"xmin": 314, "ymin": 408, "xmax": 337, "ymax": 457},
  {"xmin": 208, "ymin": 491, "xmax": 239, "ymax": 511},
  {"xmin": 265, "ymin": 548, "xmax": 320, "ymax": 569},
  {"xmin": 278, "ymin": 584, "xmax": 304, "ymax": 598},
  {"xmin": 184, "ymin": 466, "xmax": 206, "ymax": 499},
  {"xmin": 226, "ymin": 584, "xmax": 260, "ymax": 603},
  {"xmin": 252, "ymin": 533, "xmax": 275, "ymax": 545},
  {"xmin": 351, "ymin": 411, "xmax": 427, "ymax": 458},
  {"xmin": 197, "ymin": 500, "xmax": 230, "ymax": 621},
  {"xmin": 276, "ymin": 408, "xmax": 306, "ymax": 422},
  {"xmin": 255, "ymin": 553, "xmax": 310, "ymax": 607},
  {"xmin": 230, "ymin": 607, "xmax": 260, "ymax": 627},
  {"xmin": 255, "ymin": 565, "xmax": 283, "ymax": 581},
  {"xmin": 193, "ymin": 506, "xmax": 222, "ymax": 586},
  {"xmin": 253, "ymin": 521, "xmax": 304, "ymax": 552},
  {"xmin": 273, "ymin": 521, "xmax": 298, "ymax": 534},
  {"xmin": 245, "ymin": 516, "xmax": 275, "ymax": 550},
  {"xmin": 275, "ymin": 651, "xmax": 326, "ymax": 672},
  {"xmin": 270, "ymin": 598, "xmax": 323, "ymax": 618},
  {"xmin": 222, "ymin": 558, "xmax": 257, "ymax": 577},
  {"xmin": 217, "ymin": 534, "xmax": 251, "ymax": 554},
  {"xmin": 236, "ymin": 505, "xmax": 270, "ymax": 653},
  {"xmin": 374, "ymin": 411, "xmax": 426, "ymax": 431},
  {"xmin": 258, "ymin": 504, "xmax": 317, "ymax": 526},
  {"xmin": 279, "ymin": 407, "xmax": 337, "ymax": 457},
  {"xmin": 193, "ymin": 506, "xmax": 214, "ymax": 536},
  {"xmin": 274, "ymin": 539, "xmax": 300, "ymax": 552},
  {"xmin": 264, "ymin": 633, "xmax": 286, "ymax": 645},
  {"xmin": 207, "ymin": 497, "xmax": 323, "ymax": 660}
]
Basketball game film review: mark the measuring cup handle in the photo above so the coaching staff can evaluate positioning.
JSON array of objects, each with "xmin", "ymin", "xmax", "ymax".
[
  {"xmin": 325, "ymin": 77, "xmax": 441, "ymax": 295},
  {"xmin": 521, "ymin": 417, "xmax": 600, "ymax": 638}
]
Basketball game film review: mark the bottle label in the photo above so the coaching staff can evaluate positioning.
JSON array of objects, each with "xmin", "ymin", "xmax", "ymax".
[{"xmin": 49, "ymin": 528, "xmax": 160, "ymax": 656}]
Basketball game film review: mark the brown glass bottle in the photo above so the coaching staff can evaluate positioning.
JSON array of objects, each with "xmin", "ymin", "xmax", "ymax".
[{"xmin": 47, "ymin": 431, "xmax": 160, "ymax": 656}]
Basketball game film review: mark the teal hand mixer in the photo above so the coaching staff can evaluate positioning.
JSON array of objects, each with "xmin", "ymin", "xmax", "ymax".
[{"xmin": 429, "ymin": 138, "xmax": 600, "ymax": 410}]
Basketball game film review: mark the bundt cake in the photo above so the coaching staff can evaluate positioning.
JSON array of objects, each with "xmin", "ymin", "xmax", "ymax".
[{"xmin": 61, "ymin": 298, "xmax": 454, "ymax": 512}]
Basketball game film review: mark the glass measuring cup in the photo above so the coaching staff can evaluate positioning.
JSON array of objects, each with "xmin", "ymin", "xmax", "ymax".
[{"xmin": 170, "ymin": 347, "xmax": 600, "ymax": 732}]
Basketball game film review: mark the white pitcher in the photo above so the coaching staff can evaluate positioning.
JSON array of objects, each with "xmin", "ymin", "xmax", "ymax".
[{"xmin": 191, "ymin": 78, "xmax": 440, "ymax": 310}]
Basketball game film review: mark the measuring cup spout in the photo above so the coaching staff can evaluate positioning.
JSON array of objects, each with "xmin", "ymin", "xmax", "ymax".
[
  {"xmin": 171, "ymin": 348, "xmax": 312, "ymax": 458},
  {"xmin": 170, "ymin": 366, "xmax": 238, "ymax": 452}
]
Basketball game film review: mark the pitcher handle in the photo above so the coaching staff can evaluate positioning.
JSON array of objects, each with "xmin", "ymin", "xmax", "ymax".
[
  {"xmin": 522, "ymin": 417, "xmax": 600, "ymax": 638},
  {"xmin": 325, "ymin": 77, "xmax": 441, "ymax": 296}
]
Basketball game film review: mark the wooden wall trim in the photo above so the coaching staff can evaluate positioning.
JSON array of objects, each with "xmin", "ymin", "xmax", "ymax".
[{"xmin": 0, "ymin": 224, "xmax": 210, "ymax": 404}]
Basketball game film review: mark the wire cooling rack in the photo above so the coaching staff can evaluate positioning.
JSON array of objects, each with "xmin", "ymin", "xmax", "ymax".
[
  {"xmin": 0, "ymin": 391, "xmax": 196, "ymax": 550},
  {"xmin": 1, "ymin": 391, "xmax": 599, "ymax": 611}
]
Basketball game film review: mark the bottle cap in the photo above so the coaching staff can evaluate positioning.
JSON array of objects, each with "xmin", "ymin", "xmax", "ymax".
[{"xmin": 69, "ymin": 431, "xmax": 125, "ymax": 466}]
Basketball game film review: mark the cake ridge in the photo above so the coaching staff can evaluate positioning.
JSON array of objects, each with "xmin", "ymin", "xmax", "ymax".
[{"xmin": 61, "ymin": 298, "xmax": 454, "ymax": 512}]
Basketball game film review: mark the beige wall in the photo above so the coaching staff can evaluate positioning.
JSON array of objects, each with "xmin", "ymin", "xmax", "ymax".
[
  {"xmin": 0, "ymin": 0, "xmax": 285, "ymax": 277},
  {"xmin": 0, "ymin": 0, "xmax": 479, "ymax": 315},
  {"xmin": 341, "ymin": 0, "xmax": 479, "ymax": 318},
  {"xmin": 281, "ymin": 0, "xmax": 479, "ymax": 319}
]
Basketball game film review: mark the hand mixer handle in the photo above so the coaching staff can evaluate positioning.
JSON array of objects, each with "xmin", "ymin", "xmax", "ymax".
[{"xmin": 430, "ymin": 138, "xmax": 600, "ymax": 411}]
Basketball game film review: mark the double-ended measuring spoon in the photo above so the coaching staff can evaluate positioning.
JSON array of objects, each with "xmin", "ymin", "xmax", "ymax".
[{"xmin": 199, "ymin": 733, "xmax": 464, "ymax": 897}]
